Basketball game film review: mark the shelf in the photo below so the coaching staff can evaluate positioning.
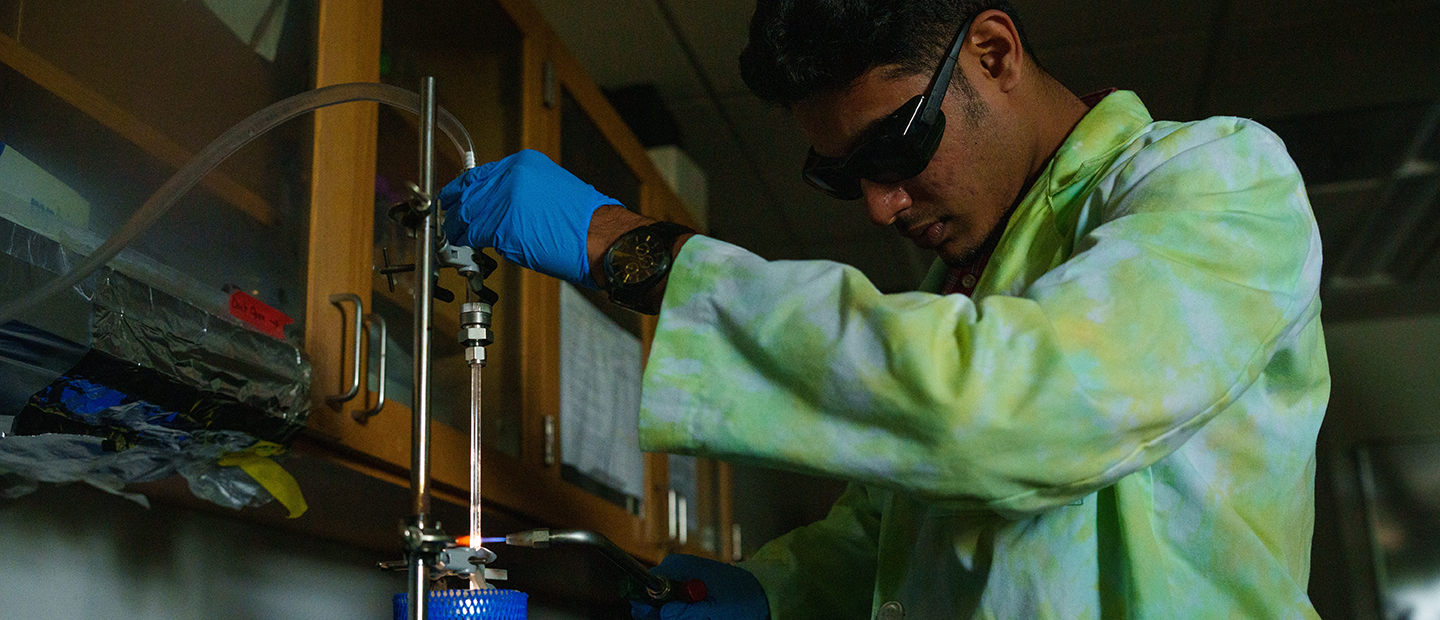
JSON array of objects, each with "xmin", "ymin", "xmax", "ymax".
[{"xmin": 0, "ymin": 33, "xmax": 280, "ymax": 227}]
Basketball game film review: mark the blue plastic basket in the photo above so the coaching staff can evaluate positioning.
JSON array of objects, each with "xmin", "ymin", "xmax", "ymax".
[{"xmin": 393, "ymin": 588, "xmax": 528, "ymax": 620}]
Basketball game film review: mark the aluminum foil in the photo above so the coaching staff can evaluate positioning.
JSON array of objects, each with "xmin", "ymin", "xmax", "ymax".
[
  {"xmin": 90, "ymin": 269, "xmax": 310, "ymax": 426},
  {"xmin": 0, "ymin": 215, "xmax": 308, "ymax": 510}
]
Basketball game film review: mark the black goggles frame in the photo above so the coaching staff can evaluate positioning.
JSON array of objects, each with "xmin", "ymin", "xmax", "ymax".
[{"xmin": 802, "ymin": 19, "xmax": 974, "ymax": 200}]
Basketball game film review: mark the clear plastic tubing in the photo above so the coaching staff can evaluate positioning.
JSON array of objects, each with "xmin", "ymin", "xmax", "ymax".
[{"xmin": 0, "ymin": 82, "xmax": 476, "ymax": 325}]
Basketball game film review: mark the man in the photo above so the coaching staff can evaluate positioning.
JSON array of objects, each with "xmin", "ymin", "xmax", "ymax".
[{"xmin": 441, "ymin": 1, "xmax": 1329, "ymax": 618}]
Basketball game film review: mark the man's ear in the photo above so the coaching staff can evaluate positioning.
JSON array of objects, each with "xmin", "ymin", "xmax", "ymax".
[{"xmin": 967, "ymin": 10, "xmax": 1024, "ymax": 93}]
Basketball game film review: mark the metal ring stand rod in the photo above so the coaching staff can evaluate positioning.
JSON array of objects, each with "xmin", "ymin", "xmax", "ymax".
[{"xmin": 408, "ymin": 75, "xmax": 439, "ymax": 620}]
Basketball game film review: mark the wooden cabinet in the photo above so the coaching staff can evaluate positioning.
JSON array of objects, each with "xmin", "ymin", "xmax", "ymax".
[
  {"xmin": 0, "ymin": 0, "xmax": 731, "ymax": 566},
  {"xmin": 296, "ymin": 0, "xmax": 731, "ymax": 564}
]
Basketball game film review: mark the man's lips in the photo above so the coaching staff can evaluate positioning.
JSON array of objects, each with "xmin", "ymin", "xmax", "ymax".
[{"xmin": 901, "ymin": 221, "xmax": 946, "ymax": 249}]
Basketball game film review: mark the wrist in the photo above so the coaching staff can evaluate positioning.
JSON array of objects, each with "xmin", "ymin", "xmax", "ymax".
[
  {"xmin": 590, "ymin": 208, "xmax": 696, "ymax": 315},
  {"xmin": 588, "ymin": 205, "xmax": 655, "ymax": 288},
  {"xmin": 602, "ymin": 221, "xmax": 694, "ymax": 314}
]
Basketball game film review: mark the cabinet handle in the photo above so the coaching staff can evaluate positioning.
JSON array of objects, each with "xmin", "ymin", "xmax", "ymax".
[
  {"xmin": 678, "ymin": 496, "xmax": 689, "ymax": 546},
  {"xmin": 543, "ymin": 415, "xmax": 556, "ymax": 466},
  {"xmin": 731, "ymin": 523, "xmax": 743, "ymax": 562},
  {"xmin": 327, "ymin": 293, "xmax": 363, "ymax": 406},
  {"xmin": 668, "ymin": 489, "xmax": 679, "ymax": 542},
  {"xmin": 353, "ymin": 312, "xmax": 387, "ymax": 421},
  {"xmin": 543, "ymin": 60, "xmax": 557, "ymax": 108}
]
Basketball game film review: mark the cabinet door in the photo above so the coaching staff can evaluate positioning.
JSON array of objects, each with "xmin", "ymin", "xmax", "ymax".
[
  {"xmin": 0, "ymin": 0, "xmax": 317, "ymax": 337},
  {"xmin": 368, "ymin": 0, "xmax": 527, "ymax": 460},
  {"xmin": 554, "ymin": 86, "xmax": 649, "ymax": 516},
  {"xmin": 302, "ymin": 0, "xmax": 535, "ymax": 498},
  {"xmin": 303, "ymin": 0, "xmax": 664, "ymax": 559},
  {"xmin": 548, "ymin": 58, "xmax": 731, "ymax": 561},
  {"xmin": 667, "ymin": 456, "xmax": 730, "ymax": 556}
]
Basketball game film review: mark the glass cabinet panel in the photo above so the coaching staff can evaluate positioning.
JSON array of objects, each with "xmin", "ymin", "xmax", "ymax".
[
  {"xmin": 371, "ymin": 0, "xmax": 524, "ymax": 457},
  {"xmin": 556, "ymin": 87, "xmax": 647, "ymax": 511},
  {"xmin": 559, "ymin": 283, "xmax": 645, "ymax": 512},
  {"xmin": 0, "ymin": 0, "xmax": 316, "ymax": 340},
  {"xmin": 561, "ymin": 90, "xmax": 641, "ymax": 210}
]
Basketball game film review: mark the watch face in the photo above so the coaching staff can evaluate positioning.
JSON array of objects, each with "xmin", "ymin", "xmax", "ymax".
[{"xmin": 610, "ymin": 232, "xmax": 668, "ymax": 286}]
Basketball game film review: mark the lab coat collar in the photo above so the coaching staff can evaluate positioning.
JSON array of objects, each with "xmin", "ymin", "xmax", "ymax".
[
  {"xmin": 1042, "ymin": 90, "xmax": 1154, "ymax": 216},
  {"xmin": 917, "ymin": 91, "xmax": 1155, "ymax": 294}
]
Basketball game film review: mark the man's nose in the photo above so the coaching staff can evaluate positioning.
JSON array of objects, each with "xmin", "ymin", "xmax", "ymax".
[{"xmin": 861, "ymin": 180, "xmax": 909, "ymax": 226}]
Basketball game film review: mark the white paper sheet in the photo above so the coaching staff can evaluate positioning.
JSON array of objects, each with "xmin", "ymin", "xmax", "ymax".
[{"xmin": 559, "ymin": 285, "xmax": 644, "ymax": 501}]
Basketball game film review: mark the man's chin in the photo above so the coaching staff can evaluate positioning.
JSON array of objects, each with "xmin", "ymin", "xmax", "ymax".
[{"xmin": 938, "ymin": 239, "xmax": 985, "ymax": 269}]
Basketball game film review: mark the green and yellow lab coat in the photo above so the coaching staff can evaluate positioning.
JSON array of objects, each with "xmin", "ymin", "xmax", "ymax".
[{"xmin": 640, "ymin": 91, "xmax": 1329, "ymax": 620}]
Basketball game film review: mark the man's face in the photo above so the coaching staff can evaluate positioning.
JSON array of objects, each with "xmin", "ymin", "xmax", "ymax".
[{"xmin": 793, "ymin": 66, "xmax": 1027, "ymax": 266}]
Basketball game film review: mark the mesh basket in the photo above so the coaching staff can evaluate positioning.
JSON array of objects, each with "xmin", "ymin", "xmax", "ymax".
[{"xmin": 393, "ymin": 588, "xmax": 528, "ymax": 620}]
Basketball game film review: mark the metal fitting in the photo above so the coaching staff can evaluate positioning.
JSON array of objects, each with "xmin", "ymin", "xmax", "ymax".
[
  {"xmin": 459, "ymin": 301, "xmax": 492, "ymax": 368},
  {"xmin": 460, "ymin": 302, "xmax": 492, "ymax": 327},
  {"xmin": 459, "ymin": 325, "xmax": 491, "ymax": 347},
  {"xmin": 465, "ymin": 347, "xmax": 487, "ymax": 367},
  {"xmin": 502, "ymin": 528, "xmax": 553, "ymax": 548}
]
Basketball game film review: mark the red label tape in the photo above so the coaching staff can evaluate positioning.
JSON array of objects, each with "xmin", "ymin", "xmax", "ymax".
[{"xmin": 228, "ymin": 290, "xmax": 294, "ymax": 340}]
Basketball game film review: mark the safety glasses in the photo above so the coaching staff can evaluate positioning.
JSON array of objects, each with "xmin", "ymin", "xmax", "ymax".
[{"xmin": 802, "ymin": 20, "xmax": 973, "ymax": 200}]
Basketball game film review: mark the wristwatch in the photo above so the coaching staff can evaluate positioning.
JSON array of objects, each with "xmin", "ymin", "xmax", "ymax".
[{"xmin": 602, "ymin": 221, "xmax": 694, "ymax": 314}]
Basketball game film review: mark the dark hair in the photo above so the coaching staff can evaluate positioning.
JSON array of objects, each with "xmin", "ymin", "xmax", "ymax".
[{"xmin": 740, "ymin": 0, "xmax": 1033, "ymax": 106}]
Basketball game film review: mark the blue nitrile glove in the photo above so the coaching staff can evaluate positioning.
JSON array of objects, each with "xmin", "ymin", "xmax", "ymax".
[
  {"xmin": 440, "ymin": 149, "xmax": 618, "ymax": 289},
  {"xmin": 631, "ymin": 554, "xmax": 770, "ymax": 620}
]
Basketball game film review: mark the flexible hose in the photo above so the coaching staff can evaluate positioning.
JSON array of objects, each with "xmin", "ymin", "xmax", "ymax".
[{"xmin": 0, "ymin": 82, "xmax": 476, "ymax": 325}]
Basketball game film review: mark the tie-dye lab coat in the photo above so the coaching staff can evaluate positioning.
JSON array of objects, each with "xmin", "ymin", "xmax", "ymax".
[{"xmin": 639, "ymin": 91, "xmax": 1329, "ymax": 619}]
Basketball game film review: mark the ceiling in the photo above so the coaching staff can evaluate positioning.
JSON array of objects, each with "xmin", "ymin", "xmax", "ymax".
[{"xmin": 530, "ymin": 0, "xmax": 1440, "ymax": 319}]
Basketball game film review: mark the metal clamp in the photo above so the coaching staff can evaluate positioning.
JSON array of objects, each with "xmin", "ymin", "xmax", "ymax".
[
  {"xmin": 327, "ymin": 293, "xmax": 363, "ymax": 406},
  {"xmin": 353, "ymin": 312, "xmax": 388, "ymax": 421},
  {"xmin": 387, "ymin": 181, "xmax": 435, "ymax": 227},
  {"xmin": 401, "ymin": 518, "xmax": 451, "ymax": 558},
  {"xmin": 439, "ymin": 546, "xmax": 497, "ymax": 575},
  {"xmin": 378, "ymin": 546, "xmax": 507, "ymax": 582}
]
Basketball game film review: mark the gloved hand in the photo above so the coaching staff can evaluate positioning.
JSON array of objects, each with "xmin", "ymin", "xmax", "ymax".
[
  {"xmin": 440, "ymin": 149, "xmax": 619, "ymax": 289},
  {"xmin": 631, "ymin": 554, "xmax": 770, "ymax": 620}
]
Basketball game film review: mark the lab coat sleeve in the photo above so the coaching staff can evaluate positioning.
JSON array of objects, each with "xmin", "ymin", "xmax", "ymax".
[
  {"xmin": 638, "ymin": 119, "xmax": 1322, "ymax": 517},
  {"xmin": 737, "ymin": 482, "xmax": 882, "ymax": 620}
]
